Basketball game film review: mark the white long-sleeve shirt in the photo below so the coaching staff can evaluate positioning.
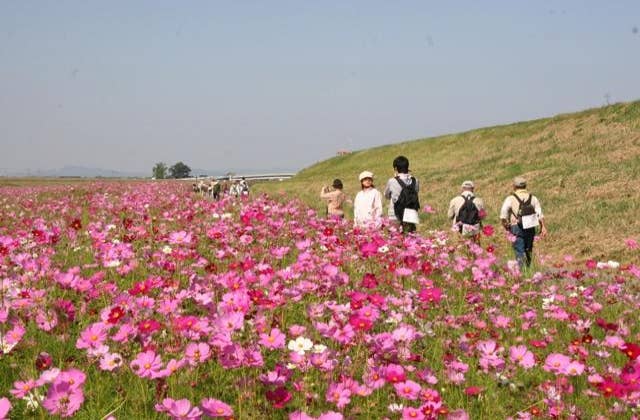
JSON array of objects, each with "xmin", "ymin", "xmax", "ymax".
[{"xmin": 353, "ymin": 188, "xmax": 383, "ymax": 228}]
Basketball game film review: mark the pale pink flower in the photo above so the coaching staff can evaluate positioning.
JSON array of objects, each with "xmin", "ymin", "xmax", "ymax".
[
  {"xmin": 259, "ymin": 328, "xmax": 286, "ymax": 350},
  {"xmin": 157, "ymin": 398, "xmax": 203, "ymax": 419},
  {"xmin": 394, "ymin": 380, "xmax": 421, "ymax": 400},
  {"xmin": 563, "ymin": 360, "xmax": 585, "ymax": 376},
  {"xmin": 509, "ymin": 345, "xmax": 536, "ymax": 369},
  {"xmin": 201, "ymin": 398, "xmax": 234, "ymax": 417},
  {"xmin": 184, "ymin": 342, "xmax": 211, "ymax": 366},
  {"xmin": 543, "ymin": 353, "xmax": 571, "ymax": 374},
  {"xmin": 168, "ymin": 231, "xmax": 192, "ymax": 245}
]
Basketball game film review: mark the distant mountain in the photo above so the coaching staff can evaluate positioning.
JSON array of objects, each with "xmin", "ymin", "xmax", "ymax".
[
  {"xmin": 2, "ymin": 165, "xmax": 147, "ymax": 178},
  {"xmin": 191, "ymin": 167, "xmax": 297, "ymax": 177},
  {"xmin": 0, "ymin": 165, "xmax": 297, "ymax": 178}
]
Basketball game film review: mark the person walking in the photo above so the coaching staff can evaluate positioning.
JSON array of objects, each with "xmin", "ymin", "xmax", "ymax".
[
  {"xmin": 383, "ymin": 156, "xmax": 420, "ymax": 233},
  {"xmin": 500, "ymin": 176, "xmax": 547, "ymax": 268},
  {"xmin": 447, "ymin": 180, "xmax": 485, "ymax": 240},
  {"xmin": 353, "ymin": 171, "xmax": 383, "ymax": 228},
  {"xmin": 320, "ymin": 179, "xmax": 349, "ymax": 218}
]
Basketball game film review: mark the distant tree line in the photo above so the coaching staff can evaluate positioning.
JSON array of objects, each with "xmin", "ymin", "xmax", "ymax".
[{"xmin": 152, "ymin": 162, "xmax": 191, "ymax": 179}]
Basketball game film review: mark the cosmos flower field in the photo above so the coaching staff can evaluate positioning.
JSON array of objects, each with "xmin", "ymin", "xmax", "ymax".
[{"xmin": 0, "ymin": 182, "xmax": 639, "ymax": 419}]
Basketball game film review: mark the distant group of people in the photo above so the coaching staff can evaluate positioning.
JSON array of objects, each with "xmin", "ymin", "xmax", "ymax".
[
  {"xmin": 193, "ymin": 177, "xmax": 250, "ymax": 200},
  {"xmin": 320, "ymin": 155, "xmax": 547, "ymax": 268}
]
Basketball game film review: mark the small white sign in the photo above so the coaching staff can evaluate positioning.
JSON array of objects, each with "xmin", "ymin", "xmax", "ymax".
[
  {"xmin": 521, "ymin": 214, "xmax": 539, "ymax": 229},
  {"xmin": 402, "ymin": 209, "xmax": 420, "ymax": 224}
]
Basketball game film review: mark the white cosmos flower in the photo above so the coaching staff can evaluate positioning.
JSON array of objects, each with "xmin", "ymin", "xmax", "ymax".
[
  {"xmin": 388, "ymin": 403, "xmax": 404, "ymax": 413},
  {"xmin": 312, "ymin": 344, "xmax": 327, "ymax": 354},
  {"xmin": 607, "ymin": 260, "xmax": 620, "ymax": 269},
  {"xmin": 377, "ymin": 245, "xmax": 389, "ymax": 253},
  {"xmin": 162, "ymin": 245, "xmax": 172, "ymax": 254},
  {"xmin": 287, "ymin": 337, "xmax": 313, "ymax": 355}
]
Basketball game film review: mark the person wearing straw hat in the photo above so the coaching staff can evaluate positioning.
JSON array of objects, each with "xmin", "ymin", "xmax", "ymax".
[
  {"xmin": 353, "ymin": 171, "xmax": 383, "ymax": 228},
  {"xmin": 447, "ymin": 180, "xmax": 485, "ymax": 240},
  {"xmin": 500, "ymin": 176, "xmax": 547, "ymax": 268}
]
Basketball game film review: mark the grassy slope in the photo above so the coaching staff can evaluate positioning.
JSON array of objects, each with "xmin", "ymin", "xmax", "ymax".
[{"xmin": 254, "ymin": 101, "xmax": 640, "ymax": 261}]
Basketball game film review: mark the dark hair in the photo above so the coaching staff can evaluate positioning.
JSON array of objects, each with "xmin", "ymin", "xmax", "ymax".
[
  {"xmin": 332, "ymin": 179, "xmax": 343, "ymax": 189},
  {"xmin": 393, "ymin": 155, "xmax": 410, "ymax": 174}
]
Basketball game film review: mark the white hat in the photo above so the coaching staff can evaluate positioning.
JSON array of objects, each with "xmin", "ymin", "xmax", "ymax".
[
  {"xmin": 461, "ymin": 180, "xmax": 475, "ymax": 189},
  {"xmin": 359, "ymin": 171, "xmax": 374, "ymax": 181}
]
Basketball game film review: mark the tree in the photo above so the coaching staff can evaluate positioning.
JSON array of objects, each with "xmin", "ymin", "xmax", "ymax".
[
  {"xmin": 152, "ymin": 162, "xmax": 168, "ymax": 179},
  {"xmin": 169, "ymin": 162, "xmax": 192, "ymax": 179}
]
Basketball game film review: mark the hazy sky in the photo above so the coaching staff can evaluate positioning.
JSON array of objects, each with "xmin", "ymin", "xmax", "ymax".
[{"xmin": 2, "ymin": 1, "xmax": 639, "ymax": 174}]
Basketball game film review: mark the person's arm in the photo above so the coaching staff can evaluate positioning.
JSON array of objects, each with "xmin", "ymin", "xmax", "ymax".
[
  {"xmin": 320, "ymin": 187, "xmax": 331, "ymax": 199},
  {"xmin": 534, "ymin": 197, "xmax": 547, "ymax": 237},
  {"xmin": 373, "ymin": 190, "xmax": 383, "ymax": 218},
  {"xmin": 383, "ymin": 179, "xmax": 393, "ymax": 199},
  {"xmin": 499, "ymin": 198, "xmax": 511, "ymax": 231},
  {"xmin": 447, "ymin": 198, "xmax": 456, "ymax": 221}
]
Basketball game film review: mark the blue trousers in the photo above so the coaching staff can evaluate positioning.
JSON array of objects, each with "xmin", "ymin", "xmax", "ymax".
[{"xmin": 510, "ymin": 225, "xmax": 535, "ymax": 267}]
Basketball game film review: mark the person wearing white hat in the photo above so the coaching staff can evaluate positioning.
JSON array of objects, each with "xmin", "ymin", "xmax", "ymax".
[
  {"xmin": 353, "ymin": 170, "xmax": 383, "ymax": 228},
  {"xmin": 447, "ymin": 180, "xmax": 485, "ymax": 240}
]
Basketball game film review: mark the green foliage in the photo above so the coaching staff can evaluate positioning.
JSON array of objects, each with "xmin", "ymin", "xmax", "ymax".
[
  {"xmin": 168, "ymin": 162, "xmax": 192, "ymax": 179},
  {"xmin": 152, "ymin": 162, "xmax": 168, "ymax": 179}
]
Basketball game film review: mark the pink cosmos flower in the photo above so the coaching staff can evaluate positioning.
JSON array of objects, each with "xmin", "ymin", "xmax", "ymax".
[
  {"xmin": 563, "ymin": 361, "xmax": 585, "ymax": 376},
  {"xmin": 130, "ymin": 350, "xmax": 163, "ymax": 379},
  {"xmin": 155, "ymin": 398, "xmax": 203, "ymax": 420},
  {"xmin": 326, "ymin": 382, "xmax": 351, "ymax": 409},
  {"xmin": 168, "ymin": 231, "xmax": 192, "ymax": 245},
  {"xmin": 0, "ymin": 397, "xmax": 11, "ymax": 420},
  {"xmin": 75, "ymin": 322, "xmax": 107, "ymax": 350},
  {"xmin": 625, "ymin": 238, "xmax": 639, "ymax": 249},
  {"xmin": 422, "ymin": 204, "xmax": 436, "ymax": 214},
  {"xmin": 543, "ymin": 353, "xmax": 571, "ymax": 374},
  {"xmin": 259, "ymin": 328, "xmax": 286, "ymax": 350},
  {"xmin": 509, "ymin": 345, "xmax": 535, "ymax": 369},
  {"xmin": 99, "ymin": 353, "xmax": 124, "ymax": 372},
  {"xmin": 317, "ymin": 412, "xmax": 344, "ymax": 420},
  {"xmin": 402, "ymin": 406, "xmax": 425, "ymax": 419},
  {"xmin": 394, "ymin": 380, "xmax": 421, "ymax": 400},
  {"xmin": 10, "ymin": 379, "xmax": 37, "ymax": 399},
  {"xmin": 56, "ymin": 369, "xmax": 86, "ymax": 389},
  {"xmin": 384, "ymin": 364, "xmax": 407, "ymax": 383},
  {"xmin": 201, "ymin": 398, "xmax": 234, "ymax": 418},
  {"xmin": 42, "ymin": 380, "xmax": 85, "ymax": 417},
  {"xmin": 184, "ymin": 342, "xmax": 211, "ymax": 366}
]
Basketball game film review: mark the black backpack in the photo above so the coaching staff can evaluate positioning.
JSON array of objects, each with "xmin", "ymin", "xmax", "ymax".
[
  {"xmin": 455, "ymin": 195, "xmax": 480, "ymax": 230},
  {"xmin": 393, "ymin": 176, "xmax": 420, "ymax": 222},
  {"xmin": 512, "ymin": 193, "xmax": 536, "ymax": 225}
]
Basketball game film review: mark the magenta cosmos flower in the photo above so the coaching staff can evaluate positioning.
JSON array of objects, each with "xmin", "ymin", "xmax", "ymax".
[{"xmin": 42, "ymin": 381, "xmax": 85, "ymax": 418}]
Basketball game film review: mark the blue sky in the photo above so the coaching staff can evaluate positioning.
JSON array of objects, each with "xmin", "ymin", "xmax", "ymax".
[{"xmin": 1, "ymin": 1, "xmax": 639, "ymax": 174}]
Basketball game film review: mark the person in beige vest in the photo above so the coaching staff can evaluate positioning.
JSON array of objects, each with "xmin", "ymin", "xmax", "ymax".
[
  {"xmin": 320, "ymin": 179, "xmax": 349, "ymax": 218},
  {"xmin": 447, "ymin": 180, "xmax": 485, "ymax": 240},
  {"xmin": 500, "ymin": 176, "xmax": 547, "ymax": 268}
]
